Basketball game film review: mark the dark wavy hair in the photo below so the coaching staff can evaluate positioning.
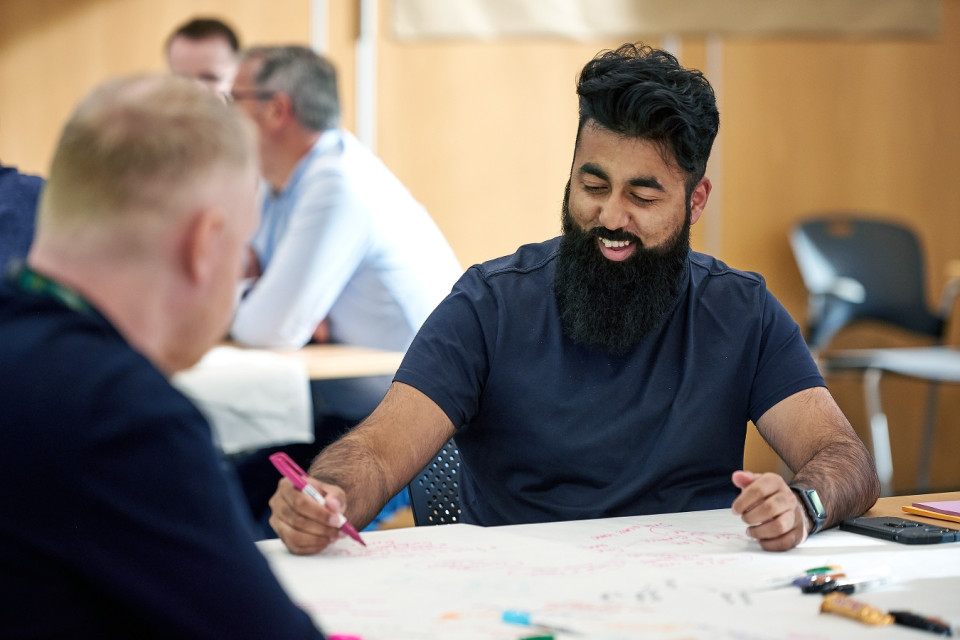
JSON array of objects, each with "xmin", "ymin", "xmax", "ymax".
[
  {"xmin": 576, "ymin": 43, "xmax": 719, "ymax": 191},
  {"xmin": 166, "ymin": 17, "xmax": 240, "ymax": 53}
]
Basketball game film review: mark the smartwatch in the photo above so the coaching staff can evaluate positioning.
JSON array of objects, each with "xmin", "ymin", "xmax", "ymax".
[{"xmin": 790, "ymin": 485, "xmax": 827, "ymax": 535}]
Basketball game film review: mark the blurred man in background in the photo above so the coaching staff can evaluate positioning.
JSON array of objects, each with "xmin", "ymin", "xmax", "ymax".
[
  {"xmin": 228, "ymin": 45, "xmax": 462, "ymax": 533},
  {"xmin": 166, "ymin": 16, "xmax": 240, "ymax": 98}
]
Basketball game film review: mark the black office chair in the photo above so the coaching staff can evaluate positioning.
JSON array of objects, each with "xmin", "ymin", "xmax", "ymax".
[
  {"xmin": 407, "ymin": 438, "xmax": 461, "ymax": 525},
  {"xmin": 790, "ymin": 216, "xmax": 960, "ymax": 494}
]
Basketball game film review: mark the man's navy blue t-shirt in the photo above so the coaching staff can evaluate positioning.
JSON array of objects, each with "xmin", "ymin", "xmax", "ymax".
[
  {"xmin": 0, "ymin": 281, "xmax": 323, "ymax": 638},
  {"xmin": 395, "ymin": 238, "xmax": 824, "ymax": 526}
]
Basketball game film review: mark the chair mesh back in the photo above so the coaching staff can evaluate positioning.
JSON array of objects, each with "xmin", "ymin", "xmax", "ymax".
[{"xmin": 407, "ymin": 439, "xmax": 461, "ymax": 526}]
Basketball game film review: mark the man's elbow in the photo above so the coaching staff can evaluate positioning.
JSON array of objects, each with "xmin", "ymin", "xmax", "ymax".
[
  {"xmin": 230, "ymin": 316, "xmax": 311, "ymax": 350},
  {"xmin": 865, "ymin": 466, "xmax": 882, "ymax": 505},
  {"xmin": 856, "ymin": 440, "xmax": 882, "ymax": 504}
]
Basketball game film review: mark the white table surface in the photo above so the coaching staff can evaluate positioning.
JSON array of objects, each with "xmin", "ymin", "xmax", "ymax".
[{"xmin": 259, "ymin": 507, "xmax": 960, "ymax": 639}]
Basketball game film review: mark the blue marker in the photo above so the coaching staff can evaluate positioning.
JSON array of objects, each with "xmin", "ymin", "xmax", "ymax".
[
  {"xmin": 502, "ymin": 610, "xmax": 580, "ymax": 636},
  {"xmin": 793, "ymin": 572, "xmax": 845, "ymax": 588}
]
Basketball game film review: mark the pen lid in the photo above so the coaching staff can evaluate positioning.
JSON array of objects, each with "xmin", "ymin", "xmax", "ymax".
[{"xmin": 268, "ymin": 452, "xmax": 309, "ymax": 491}]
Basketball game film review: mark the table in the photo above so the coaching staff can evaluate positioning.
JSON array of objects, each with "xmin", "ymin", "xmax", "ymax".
[
  {"xmin": 174, "ymin": 343, "xmax": 404, "ymax": 455},
  {"xmin": 262, "ymin": 343, "xmax": 405, "ymax": 381},
  {"xmin": 258, "ymin": 493, "xmax": 960, "ymax": 639},
  {"xmin": 864, "ymin": 491, "xmax": 960, "ymax": 524}
]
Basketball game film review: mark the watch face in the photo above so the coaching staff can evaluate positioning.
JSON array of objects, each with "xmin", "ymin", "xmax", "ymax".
[
  {"xmin": 805, "ymin": 489, "xmax": 826, "ymax": 518},
  {"xmin": 791, "ymin": 485, "xmax": 828, "ymax": 532}
]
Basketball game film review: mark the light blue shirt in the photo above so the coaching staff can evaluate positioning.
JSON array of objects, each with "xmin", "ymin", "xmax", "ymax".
[{"xmin": 231, "ymin": 130, "xmax": 462, "ymax": 416}]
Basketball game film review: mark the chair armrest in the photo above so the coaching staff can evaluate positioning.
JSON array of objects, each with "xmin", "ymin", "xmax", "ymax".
[{"xmin": 828, "ymin": 277, "xmax": 867, "ymax": 303}]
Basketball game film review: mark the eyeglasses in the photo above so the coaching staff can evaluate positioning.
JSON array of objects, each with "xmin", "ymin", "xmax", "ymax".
[{"xmin": 227, "ymin": 90, "xmax": 277, "ymax": 104}]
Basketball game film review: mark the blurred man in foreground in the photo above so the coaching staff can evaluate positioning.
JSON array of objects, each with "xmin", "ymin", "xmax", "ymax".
[{"xmin": 0, "ymin": 75, "xmax": 324, "ymax": 638}]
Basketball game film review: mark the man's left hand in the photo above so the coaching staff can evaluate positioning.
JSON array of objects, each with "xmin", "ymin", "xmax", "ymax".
[{"xmin": 731, "ymin": 470, "xmax": 808, "ymax": 551}]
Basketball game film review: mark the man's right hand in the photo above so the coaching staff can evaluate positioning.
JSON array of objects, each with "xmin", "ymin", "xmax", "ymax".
[
  {"xmin": 268, "ymin": 477, "xmax": 350, "ymax": 555},
  {"xmin": 731, "ymin": 470, "xmax": 807, "ymax": 551},
  {"xmin": 311, "ymin": 318, "xmax": 330, "ymax": 343}
]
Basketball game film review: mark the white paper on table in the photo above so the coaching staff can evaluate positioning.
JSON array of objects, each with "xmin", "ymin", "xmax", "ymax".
[{"xmin": 258, "ymin": 513, "xmax": 960, "ymax": 640}]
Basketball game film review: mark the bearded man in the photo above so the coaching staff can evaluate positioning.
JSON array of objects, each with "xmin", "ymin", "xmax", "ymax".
[{"xmin": 268, "ymin": 43, "xmax": 880, "ymax": 554}]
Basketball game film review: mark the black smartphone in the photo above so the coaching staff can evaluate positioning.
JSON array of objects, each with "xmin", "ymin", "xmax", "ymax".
[{"xmin": 840, "ymin": 516, "xmax": 960, "ymax": 544}]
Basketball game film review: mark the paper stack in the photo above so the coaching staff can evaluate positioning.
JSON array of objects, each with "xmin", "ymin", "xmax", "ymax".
[{"xmin": 902, "ymin": 500, "xmax": 960, "ymax": 526}]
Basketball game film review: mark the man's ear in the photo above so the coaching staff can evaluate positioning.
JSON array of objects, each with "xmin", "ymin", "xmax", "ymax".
[
  {"xmin": 689, "ymin": 177, "xmax": 712, "ymax": 225},
  {"xmin": 183, "ymin": 209, "xmax": 225, "ymax": 285},
  {"xmin": 264, "ymin": 92, "xmax": 294, "ymax": 128}
]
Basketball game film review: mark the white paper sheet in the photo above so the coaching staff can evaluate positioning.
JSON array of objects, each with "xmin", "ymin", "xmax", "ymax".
[{"xmin": 259, "ymin": 511, "xmax": 960, "ymax": 639}]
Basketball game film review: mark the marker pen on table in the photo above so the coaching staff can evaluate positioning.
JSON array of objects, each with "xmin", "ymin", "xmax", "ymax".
[
  {"xmin": 889, "ymin": 611, "xmax": 953, "ymax": 637},
  {"xmin": 502, "ymin": 610, "xmax": 581, "ymax": 636},
  {"xmin": 269, "ymin": 452, "xmax": 366, "ymax": 546},
  {"xmin": 801, "ymin": 567, "xmax": 889, "ymax": 594},
  {"xmin": 804, "ymin": 565, "xmax": 841, "ymax": 574},
  {"xmin": 816, "ymin": 575, "xmax": 890, "ymax": 595},
  {"xmin": 792, "ymin": 572, "xmax": 845, "ymax": 588},
  {"xmin": 762, "ymin": 565, "xmax": 842, "ymax": 589}
]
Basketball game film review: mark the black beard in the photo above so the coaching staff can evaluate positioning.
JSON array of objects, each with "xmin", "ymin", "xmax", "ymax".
[{"xmin": 554, "ymin": 189, "xmax": 691, "ymax": 356}]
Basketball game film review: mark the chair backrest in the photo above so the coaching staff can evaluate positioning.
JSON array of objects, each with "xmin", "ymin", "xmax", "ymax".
[
  {"xmin": 789, "ymin": 216, "xmax": 944, "ymax": 351},
  {"xmin": 407, "ymin": 438, "xmax": 461, "ymax": 525}
]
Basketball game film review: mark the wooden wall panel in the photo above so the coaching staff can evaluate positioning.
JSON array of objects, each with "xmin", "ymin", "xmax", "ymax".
[
  {"xmin": 720, "ymin": 3, "xmax": 960, "ymax": 491},
  {"xmin": 0, "ymin": 0, "xmax": 312, "ymax": 175}
]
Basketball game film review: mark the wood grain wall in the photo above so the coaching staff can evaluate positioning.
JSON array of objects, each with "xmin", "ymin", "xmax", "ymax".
[{"xmin": 2, "ymin": 0, "xmax": 958, "ymax": 492}]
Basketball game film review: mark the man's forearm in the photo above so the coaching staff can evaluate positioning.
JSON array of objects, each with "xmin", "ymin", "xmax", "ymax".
[
  {"xmin": 306, "ymin": 382, "xmax": 458, "ymax": 529},
  {"xmin": 308, "ymin": 432, "xmax": 393, "ymax": 530},
  {"xmin": 791, "ymin": 439, "xmax": 880, "ymax": 530}
]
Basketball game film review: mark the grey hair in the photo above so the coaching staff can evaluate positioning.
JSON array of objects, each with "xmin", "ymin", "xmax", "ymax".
[{"xmin": 242, "ymin": 45, "xmax": 339, "ymax": 131}]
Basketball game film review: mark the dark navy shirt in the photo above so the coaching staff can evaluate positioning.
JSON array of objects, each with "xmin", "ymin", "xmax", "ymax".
[
  {"xmin": 0, "ymin": 281, "xmax": 323, "ymax": 639},
  {"xmin": 0, "ymin": 163, "xmax": 44, "ymax": 269},
  {"xmin": 395, "ymin": 238, "xmax": 824, "ymax": 526}
]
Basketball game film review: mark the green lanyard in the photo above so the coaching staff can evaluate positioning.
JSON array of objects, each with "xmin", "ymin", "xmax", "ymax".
[{"xmin": 5, "ymin": 262, "xmax": 92, "ymax": 315}]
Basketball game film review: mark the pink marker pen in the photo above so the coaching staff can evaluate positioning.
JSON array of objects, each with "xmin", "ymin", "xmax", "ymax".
[{"xmin": 269, "ymin": 452, "xmax": 366, "ymax": 546}]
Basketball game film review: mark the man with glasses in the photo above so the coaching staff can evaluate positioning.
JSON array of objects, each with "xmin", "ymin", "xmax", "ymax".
[{"xmin": 228, "ymin": 46, "xmax": 462, "ymax": 532}]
